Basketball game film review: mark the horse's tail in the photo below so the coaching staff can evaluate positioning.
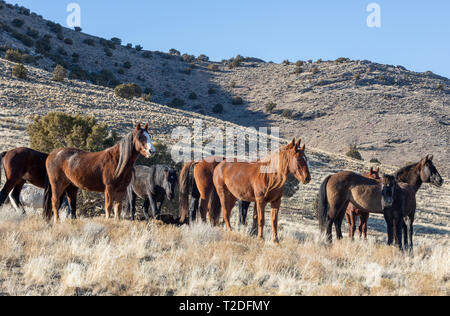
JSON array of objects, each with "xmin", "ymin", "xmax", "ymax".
[
  {"xmin": 178, "ymin": 161, "xmax": 197, "ymax": 224},
  {"xmin": 318, "ymin": 175, "xmax": 332, "ymax": 233},
  {"xmin": 43, "ymin": 174, "xmax": 53, "ymax": 221},
  {"xmin": 0, "ymin": 151, "xmax": 7, "ymax": 184},
  {"xmin": 208, "ymin": 186, "xmax": 221, "ymax": 226}
]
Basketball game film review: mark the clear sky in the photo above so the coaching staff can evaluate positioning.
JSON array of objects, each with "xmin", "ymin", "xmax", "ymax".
[{"xmin": 8, "ymin": 0, "xmax": 450, "ymax": 78}]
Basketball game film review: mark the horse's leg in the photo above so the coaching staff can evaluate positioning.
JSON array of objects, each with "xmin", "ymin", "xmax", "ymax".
[
  {"xmin": 0, "ymin": 178, "xmax": 19, "ymax": 207},
  {"xmin": 223, "ymin": 194, "xmax": 237, "ymax": 232},
  {"xmin": 256, "ymin": 198, "xmax": 267, "ymax": 241},
  {"xmin": 250, "ymin": 204, "xmax": 258, "ymax": 237},
  {"xmin": 10, "ymin": 180, "xmax": 26, "ymax": 214},
  {"xmin": 270, "ymin": 199, "xmax": 282, "ymax": 244},
  {"xmin": 157, "ymin": 197, "xmax": 164, "ymax": 221},
  {"xmin": 346, "ymin": 212, "xmax": 353, "ymax": 239},
  {"xmin": 384, "ymin": 210, "xmax": 394, "ymax": 246},
  {"xmin": 51, "ymin": 183, "xmax": 66, "ymax": 223},
  {"xmin": 66, "ymin": 186, "xmax": 78, "ymax": 220},
  {"xmin": 334, "ymin": 207, "xmax": 347, "ymax": 240},
  {"xmin": 239, "ymin": 201, "xmax": 250, "ymax": 226},
  {"xmin": 199, "ymin": 198, "xmax": 208, "ymax": 223},
  {"xmin": 406, "ymin": 215, "xmax": 415, "ymax": 255},
  {"xmin": 361, "ymin": 213, "xmax": 369, "ymax": 240},
  {"xmin": 104, "ymin": 187, "xmax": 113, "ymax": 219},
  {"xmin": 394, "ymin": 217, "xmax": 404, "ymax": 251},
  {"xmin": 113, "ymin": 191, "xmax": 126, "ymax": 221}
]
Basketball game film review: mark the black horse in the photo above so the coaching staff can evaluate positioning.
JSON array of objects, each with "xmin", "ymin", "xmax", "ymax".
[{"xmin": 126, "ymin": 165, "xmax": 177, "ymax": 221}]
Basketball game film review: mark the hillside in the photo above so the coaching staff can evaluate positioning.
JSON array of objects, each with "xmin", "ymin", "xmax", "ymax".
[{"xmin": 0, "ymin": 1, "xmax": 448, "ymax": 176}]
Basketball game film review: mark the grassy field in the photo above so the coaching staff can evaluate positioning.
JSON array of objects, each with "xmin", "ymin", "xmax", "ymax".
[{"xmin": 0, "ymin": 203, "xmax": 448, "ymax": 296}]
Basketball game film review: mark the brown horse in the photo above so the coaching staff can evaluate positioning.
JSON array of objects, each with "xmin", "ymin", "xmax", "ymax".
[
  {"xmin": 179, "ymin": 156, "xmax": 223, "ymax": 225},
  {"xmin": 213, "ymin": 138, "xmax": 311, "ymax": 243},
  {"xmin": 318, "ymin": 171, "xmax": 395, "ymax": 243},
  {"xmin": 345, "ymin": 167, "xmax": 380, "ymax": 240},
  {"xmin": 44, "ymin": 123, "xmax": 155, "ymax": 223},
  {"xmin": 0, "ymin": 148, "xmax": 72, "ymax": 215}
]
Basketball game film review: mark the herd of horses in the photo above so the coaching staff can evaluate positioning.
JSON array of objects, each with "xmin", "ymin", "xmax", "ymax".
[{"xmin": 0, "ymin": 123, "xmax": 444, "ymax": 253}]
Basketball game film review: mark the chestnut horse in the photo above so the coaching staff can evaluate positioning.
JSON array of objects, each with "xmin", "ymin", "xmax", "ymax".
[
  {"xmin": 317, "ymin": 171, "xmax": 396, "ymax": 243},
  {"xmin": 0, "ymin": 148, "xmax": 71, "ymax": 215},
  {"xmin": 345, "ymin": 167, "xmax": 380, "ymax": 240},
  {"xmin": 213, "ymin": 138, "xmax": 311, "ymax": 243},
  {"xmin": 179, "ymin": 156, "xmax": 223, "ymax": 225},
  {"xmin": 44, "ymin": 123, "xmax": 155, "ymax": 223}
]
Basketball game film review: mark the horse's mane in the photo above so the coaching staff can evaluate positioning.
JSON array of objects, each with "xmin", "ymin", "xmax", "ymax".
[
  {"xmin": 259, "ymin": 145, "xmax": 291, "ymax": 195},
  {"xmin": 114, "ymin": 132, "xmax": 135, "ymax": 179},
  {"xmin": 395, "ymin": 161, "xmax": 420, "ymax": 181}
]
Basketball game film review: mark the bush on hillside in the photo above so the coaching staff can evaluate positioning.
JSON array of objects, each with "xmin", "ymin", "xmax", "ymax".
[
  {"xmin": 11, "ymin": 18, "xmax": 24, "ymax": 28},
  {"xmin": 53, "ymin": 64, "xmax": 66, "ymax": 82},
  {"xmin": 5, "ymin": 49, "xmax": 22, "ymax": 63},
  {"xmin": 12, "ymin": 63, "xmax": 27, "ymax": 79},
  {"xmin": 207, "ymin": 64, "xmax": 219, "ymax": 72},
  {"xmin": 170, "ymin": 98, "xmax": 185, "ymax": 108},
  {"xmin": 64, "ymin": 38, "xmax": 73, "ymax": 45},
  {"xmin": 232, "ymin": 96, "xmax": 243, "ymax": 105},
  {"xmin": 212, "ymin": 104, "xmax": 223, "ymax": 114},
  {"xmin": 346, "ymin": 145, "xmax": 363, "ymax": 161},
  {"xmin": 265, "ymin": 102, "xmax": 277, "ymax": 113},
  {"xmin": 114, "ymin": 83, "xmax": 142, "ymax": 100},
  {"xmin": 27, "ymin": 112, "xmax": 118, "ymax": 154}
]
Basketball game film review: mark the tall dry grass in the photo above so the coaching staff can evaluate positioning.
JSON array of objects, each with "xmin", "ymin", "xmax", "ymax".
[{"xmin": 0, "ymin": 206, "xmax": 448, "ymax": 296}]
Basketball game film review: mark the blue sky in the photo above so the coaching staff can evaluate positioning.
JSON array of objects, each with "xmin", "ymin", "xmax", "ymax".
[{"xmin": 9, "ymin": 0, "xmax": 450, "ymax": 78}]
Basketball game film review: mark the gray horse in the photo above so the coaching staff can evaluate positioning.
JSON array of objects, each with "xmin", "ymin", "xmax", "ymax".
[{"xmin": 126, "ymin": 165, "xmax": 177, "ymax": 221}]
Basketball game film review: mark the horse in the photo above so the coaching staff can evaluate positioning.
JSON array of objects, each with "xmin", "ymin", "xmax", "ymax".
[
  {"xmin": 0, "ymin": 148, "xmax": 70, "ymax": 215},
  {"xmin": 213, "ymin": 138, "xmax": 311, "ymax": 243},
  {"xmin": 345, "ymin": 167, "xmax": 380, "ymax": 240},
  {"xmin": 381, "ymin": 174, "xmax": 417, "ymax": 252},
  {"xmin": 317, "ymin": 171, "xmax": 395, "ymax": 243},
  {"xmin": 179, "ymin": 156, "xmax": 223, "ymax": 225},
  {"xmin": 385, "ymin": 155, "xmax": 444, "ymax": 253},
  {"xmin": 126, "ymin": 165, "xmax": 177, "ymax": 221},
  {"xmin": 44, "ymin": 123, "xmax": 155, "ymax": 223}
]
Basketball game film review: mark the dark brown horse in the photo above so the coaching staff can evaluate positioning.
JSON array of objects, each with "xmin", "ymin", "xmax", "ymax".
[
  {"xmin": 0, "ymin": 148, "xmax": 72, "ymax": 215},
  {"xmin": 179, "ymin": 156, "xmax": 223, "ymax": 225},
  {"xmin": 44, "ymin": 123, "xmax": 155, "ymax": 223},
  {"xmin": 318, "ymin": 171, "xmax": 395, "ymax": 243},
  {"xmin": 213, "ymin": 138, "xmax": 311, "ymax": 243},
  {"xmin": 345, "ymin": 167, "xmax": 380, "ymax": 240}
]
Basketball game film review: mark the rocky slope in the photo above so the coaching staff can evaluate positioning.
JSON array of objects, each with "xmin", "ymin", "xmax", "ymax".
[{"xmin": 0, "ymin": 1, "xmax": 448, "ymax": 175}]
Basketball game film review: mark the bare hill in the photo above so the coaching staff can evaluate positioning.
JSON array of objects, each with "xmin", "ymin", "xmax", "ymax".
[{"xmin": 0, "ymin": 1, "xmax": 448, "ymax": 176}]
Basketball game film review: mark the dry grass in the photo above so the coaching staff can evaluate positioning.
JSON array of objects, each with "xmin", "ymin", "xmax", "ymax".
[{"xmin": 0, "ymin": 206, "xmax": 448, "ymax": 296}]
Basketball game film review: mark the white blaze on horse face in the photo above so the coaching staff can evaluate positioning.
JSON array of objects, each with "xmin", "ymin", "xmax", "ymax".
[{"xmin": 144, "ymin": 131, "xmax": 156, "ymax": 158}]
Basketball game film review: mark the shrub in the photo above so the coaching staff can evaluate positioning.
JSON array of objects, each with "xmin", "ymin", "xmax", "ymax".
[
  {"xmin": 111, "ymin": 37, "xmax": 122, "ymax": 45},
  {"xmin": 208, "ymin": 88, "xmax": 216, "ymax": 95},
  {"xmin": 53, "ymin": 64, "xmax": 66, "ymax": 82},
  {"xmin": 123, "ymin": 61, "xmax": 132, "ymax": 69},
  {"xmin": 188, "ymin": 92, "xmax": 197, "ymax": 100},
  {"xmin": 229, "ymin": 81, "xmax": 236, "ymax": 88},
  {"xmin": 35, "ymin": 35, "xmax": 52, "ymax": 54},
  {"xmin": 295, "ymin": 67, "xmax": 303, "ymax": 74},
  {"xmin": 370, "ymin": 158, "xmax": 381, "ymax": 164},
  {"xmin": 57, "ymin": 47, "xmax": 67, "ymax": 56},
  {"xmin": 114, "ymin": 83, "xmax": 142, "ymax": 100},
  {"xmin": 142, "ymin": 51, "xmax": 152, "ymax": 59},
  {"xmin": 232, "ymin": 96, "xmax": 243, "ymax": 105},
  {"xmin": 104, "ymin": 48, "xmax": 113, "ymax": 57},
  {"xmin": 213, "ymin": 104, "xmax": 223, "ymax": 114},
  {"xmin": 135, "ymin": 45, "xmax": 143, "ymax": 52},
  {"xmin": 118, "ymin": 69, "xmax": 125, "ymax": 75},
  {"xmin": 346, "ymin": 145, "xmax": 363, "ymax": 161},
  {"xmin": 317, "ymin": 58, "xmax": 323, "ymax": 63},
  {"xmin": 296, "ymin": 60, "xmax": 304, "ymax": 67},
  {"xmin": 227, "ymin": 56, "xmax": 243, "ymax": 69},
  {"xmin": 169, "ymin": 48, "xmax": 180, "ymax": 56},
  {"xmin": 74, "ymin": 26, "xmax": 82, "ymax": 32},
  {"xmin": 126, "ymin": 43, "xmax": 133, "ymax": 49},
  {"xmin": 311, "ymin": 67, "xmax": 319, "ymax": 74},
  {"xmin": 12, "ymin": 63, "xmax": 27, "ymax": 79},
  {"xmin": 170, "ymin": 98, "xmax": 185, "ymax": 108},
  {"xmin": 5, "ymin": 49, "xmax": 22, "ymax": 63},
  {"xmin": 183, "ymin": 67, "xmax": 192, "ymax": 75},
  {"xmin": 11, "ymin": 18, "xmax": 24, "ymax": 28},
  {"xmin": 143, "ymin": 93, "xmax": 151, "ymax": 102},
  {"xmin": 47, "ymin": 21, "xmax": 62, "ymax": 34},
  {"xmin": 197, "ymin": 54, "xmax": 209, "ymax": 62},
  {"xmin": 26, "ymin": 28, "xmax": 39, "ymax": 39},
  {"xmin": 83, "ymin": 38, "xmax": 95, "ymax": 46},
  {"xmin": 64, "ymin": 38, "xmax": 73, "ymax": 45},
  {"xmin": 27, "ymin": 112, "xmax": 118, "ymax": 153},
  {"xmin": 335, "ymin": 57, "xmax": 350, "ymax": 64},
  {"xmin": 282, "ymin": 109, "xmax": 293, "ymax": 119},
  {"xmin": 182, "ymin": 54, "xmax": 195, "ymax": 63},
  {"xmin": 282, "ymin": 60, "xmax": 290, "ymax": 65},
  {"xmin": 436, "ymin": 84, "xmax": 444, "ymax": 91},
  {"xmin": 207, "ymin": 64, "xmax": 219, "ymax": 72},
  {"xmin": 265, "ymin": 102, "xmax": 277, "ymax": 113},
  {"xmin": 22, "ymin": 54, "xmax": 35, "ymax": 64}
]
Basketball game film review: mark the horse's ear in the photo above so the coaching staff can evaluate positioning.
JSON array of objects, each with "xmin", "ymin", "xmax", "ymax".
[
  {"xmin": 427, "ymin": 155, "xmax": 434, "ymax": 162},
  {"xmin": 376, "ymin": 168, "xmax": 380, "ymax": 174},
  {"xmin": 289, "ymin": 138, "xmax": 296, "ymax": 148},
  {"xmin": 144, "ymin": 123, "xmax": 149, "ymax": 131},
  {"xmin": 300, "ymin": 144, "xmax": 306, "ymax": 152},
  {"xmin": 295, "ymin": 139, "xmax": 302, "ymax": 149},
  {"xmin": 136, "ymin": 123, "xmax": 141, "ymax": 131},
  {"xmin": 370, "ymin": 167, "xmax": 374, "ymax": 174}
]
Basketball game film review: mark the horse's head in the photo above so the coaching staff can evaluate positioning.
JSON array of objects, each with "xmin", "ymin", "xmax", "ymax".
[
  {"xmin": 162, "ymin": 167, "xmax": 177, "ymax": 201},
  {"xmin": 134, "ymin": 123, "xmax": 156, "ymax": 159},
  {"xmin": 286, "ymin": 138, "xmax": 311, "ymax": 185},
  {"xmin": 366, "ymin": 167, "xmax": 380, "ymax": 180},
  {"xmin": 419, "ymin": 155, "xmax": 443, "ymax": 187},
  {"xmin": 380, "ymin": 174, "xmax": 396, "ymax": 209}
]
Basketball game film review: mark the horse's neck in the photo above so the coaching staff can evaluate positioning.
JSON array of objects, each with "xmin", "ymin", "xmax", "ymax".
[
  {"xmin": 264, "ymin": 152, "xmax": 290, "ymax": 187},
  {"xmin": 112, "ymin": 144, "xmax": 139, "ymax": 178},
  {"xmin": 402, "ymin": 165, "xmax": 422, "ymax": 193}
]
